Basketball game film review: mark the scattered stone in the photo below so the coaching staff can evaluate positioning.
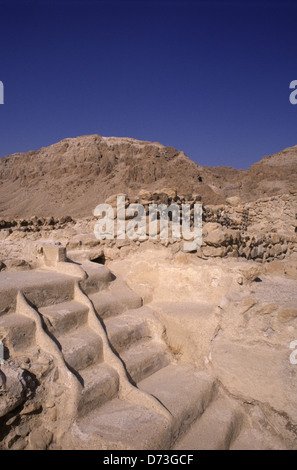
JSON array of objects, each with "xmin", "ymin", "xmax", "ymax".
[
  {"xmin": 226, "ymin": 196, "xmax": 242, "ymax": 207},
  {"xmin": 28, "ymin": 428, "xmax": 53, "ymax": 450},
  {"xmin": 0, "ymin": 136, "xmax": 297, "ymax": 450},
  {"xmin": 278, "ymin": 307, "xmax": 297, "ymax": 322},
  {"xmin": 16, "ymin": 423, "xmax": 30, "ymax": 437},
  {"xmin": 2, "ymin": 258, "xmax": 30, "ymax": 271},
  {"xmin": 0, "ymin": 364, "xmax": 27, "ymax": 418},
  {"xmin": 238, "ymin": 265, "xmax": 262, "ymax": 283}
]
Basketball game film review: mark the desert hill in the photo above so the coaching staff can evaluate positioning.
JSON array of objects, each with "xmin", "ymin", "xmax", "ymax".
[
  {"xmin": 0, "ymin": 134, "xmax": 296, "ymax": 218},
  {"xmin": 0, "ymin": 136, "xmax": 297, "ymax": 451}
]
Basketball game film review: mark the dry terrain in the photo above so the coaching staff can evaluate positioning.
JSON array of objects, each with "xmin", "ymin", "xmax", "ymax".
[
  {"xmin": 0, "ymin": 136, "xmax": 296, "ymax": 450},
  {"xmin": 0, "ymin": 135, "xmax": 296, "ymax": 218}
]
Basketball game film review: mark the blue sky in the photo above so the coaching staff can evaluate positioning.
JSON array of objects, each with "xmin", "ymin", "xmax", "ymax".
[{"xmin": 0, "ymin": 0, "xmax": 296, "ymax": 169}]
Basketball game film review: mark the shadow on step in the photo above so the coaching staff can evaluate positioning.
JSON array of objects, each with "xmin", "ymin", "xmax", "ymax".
[
  {"xmin": 1, "ymin": 344, "xmax": 10, "ymax": 361},
  {"xmin": 24, "ymin": 296, "xmax": 84, "ymax": 386},
  {"xmin": 65, "ymin": 257, "xmax": 83, "ymax": 267},
  {"xmin": 87, "ymin": 296, "xmax": 138, "ymax": 387},
  {"xmin": 90, "ymin": 254, "xmax": 106, "ymax": 265}
]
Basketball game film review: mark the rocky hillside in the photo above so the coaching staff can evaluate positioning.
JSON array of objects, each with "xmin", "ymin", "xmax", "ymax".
[
  {"xmin": 201, "ymin": 145, "xmax": 297, "ymax": 202},
  {"xmin": 0, "ymin": 135, "xmax": 296, "ymax": 218}
]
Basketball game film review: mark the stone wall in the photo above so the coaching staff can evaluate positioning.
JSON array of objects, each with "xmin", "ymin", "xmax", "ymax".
[
  {"xmin": 0, "ymin": 189, "xmax": 296, "ymax": 266},
  {"xmin": 91, "ymin": 189, "xmax": 297, "ymax": 262},
  {"xmin": 203, "ymin": 192, "xmax": 297, "ymax": 234},
  {"xmin": 0, "ymin": 216, "xmax": 75, "ymax": 233},
  {"xmin": 245, "ymin": 192, "xmax": 297, "ymax": 234}
]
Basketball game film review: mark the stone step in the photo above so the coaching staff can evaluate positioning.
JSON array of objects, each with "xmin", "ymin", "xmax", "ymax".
[
  {"xmin": 104, "ymin": 309, "xmax": 151, "ymax": 353},
  {"xmin": 0, "ymin": 313, "xmax": 36, "ymax": 354},
  {"xmin": 139, "ymin": 364, "xmax": 216, "ymax": 442},
  {"xmin": 78, "ymin": 363, "xmax": 119, "ymax": 417},
  {"xmin": 26, "ymin": 277, "xmax": 74, "ymax": 309},
  {"xmin": 39, "ymin": 301, "xmax": 89, "ymax": 335},
  {"xmin": 79, "ymin": 261, "xmax": 113, "ymax": 295},
  {"xmin": 58, "ymin": 328, "xmax": 104, "ymax": 372},
  {"xmin": 0, "ymin": 269, "xmax": 76, "ymax": 315},
  {"xmin": 121, "ymin": 340, "xmax": 170, "ymax": 383},
  {"xmin": 73, "ymin": 398, "xmax": 171, "ymax": 450},
  {"xmin": 90, "ymin": 287, "xmax": 142, "ymax": 320},
  {"xmin": 173, "ymin": 397, "xmax": 241, "ymax": 450}
]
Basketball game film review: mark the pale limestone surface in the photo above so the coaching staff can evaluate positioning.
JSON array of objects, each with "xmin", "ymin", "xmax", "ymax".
[{"xmin": 0, "ymin": 191, "xmax": 296, "ymax": 450}]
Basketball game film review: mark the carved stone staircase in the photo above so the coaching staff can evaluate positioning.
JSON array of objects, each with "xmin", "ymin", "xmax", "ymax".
[{"xmin": 0, "ymin": 248, "xmax": 280, "ymax": 450}]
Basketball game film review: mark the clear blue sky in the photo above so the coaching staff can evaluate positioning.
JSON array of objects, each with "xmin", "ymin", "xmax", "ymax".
[{"xmin": 0, "ymin": 0, "xmax": 296, "ymax": 169}]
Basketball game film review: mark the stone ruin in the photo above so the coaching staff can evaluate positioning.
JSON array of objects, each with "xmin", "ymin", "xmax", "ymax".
[{"xmin": 0, "ymin": 189, "xmax": 297, "ymax": 450}]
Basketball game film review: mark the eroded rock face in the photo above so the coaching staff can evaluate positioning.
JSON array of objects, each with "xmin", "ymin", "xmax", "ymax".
[
  {"xmin": 0, "ymin": 187, "xmax": 296, "ymax": 269},
  {"xmin": 0, "ymin": 136, "xmax": 296, "ymax": 449},
  {"xmin": 108, "ymin": 248, "xmax": 297, "ymax": 447},
  {"xmin": 0, "ymin": 135, "xmax": 215, "ymax": 218},
  {"xmin": 0, "ymin": 361, "xmax": 41, "ymax": 450},
  {"xmin": 211, "ymin": 278, "xmax": 297, "ymax": 424},
  {"xmin": 0, "ymin": 363, "xmax": 28, "ymax": 418},
  {"xmin": 0, "ymin": 135, "xmax": 296, "ymax": 219},
  {"xmin": 0, "ymin": 241, "xmax": 296, "ymax": 449}
]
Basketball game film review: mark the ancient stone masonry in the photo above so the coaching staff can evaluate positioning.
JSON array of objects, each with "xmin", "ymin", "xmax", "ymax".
[
  {"xmin": 1, "ymin": 244, "xmax": 296, "ymax": 450},
  {"xmin": 0, "ymin": 216, "xmax": 75, "ymax": 233},
  {"xmin": 0, "ymin": 135, "xmax": 296, "ymax": 219},
  {"xmin": 1, "ymin": 137, "xmax": 297, "ymax": 450},
  {"xmin": 0, "ymin": 246, "xmax": 236, "ymax": 450},
  {"xmin": 87, "ymin": 189, "xmax": 297, "ymax": 263},
  {"xmin": 0, "ymin": 190, "xmax": 296, "ymax": 268}
]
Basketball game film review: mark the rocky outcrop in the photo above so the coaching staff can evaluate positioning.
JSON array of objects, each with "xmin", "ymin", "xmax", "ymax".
[
  {"xmin": 87, "ymin": 189, "xmax": 297, "ymax": 263},
  {"xmin": 1, "ymin": 136, "xmax": 297, "ymax": 450},
  {"xmin": 0, "ymin": 135, "xmax": 296, "ymax": 219},
  {"xmin": 0, "ymin": 135, "xmax": 220, "ymax": 218}
]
